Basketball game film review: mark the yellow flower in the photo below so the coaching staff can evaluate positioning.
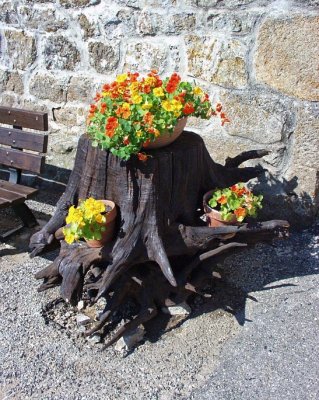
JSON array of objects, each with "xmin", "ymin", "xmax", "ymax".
[
  {"xmin": 102, "ymin": 91, "xmax": 110, "ymax": 97},
  {"xmin": 193, "ymin": 86, "xmax": 203, "ymax": 95},
  {"xmin": 95, "ymin": 214, "xmax": 106, "ymax": 224},
  {"xmin": 132, "ymin": 94, "xmax": 143, "ymax": 104},
  {"xmin": 144, "ymin": 76, "xmax": 157, "ymax": 86},
  {"xmin": 171, "ymin": 99, "xmax": 183, "ymax": 111},
  {"xmin": 142, "ymin": 101, "xmax": 153, "ymax": 110},
  {"xmin": 162, "ymin": 99, "xmax": 182, "ymax": 112},
  {"xmin": 136, "ymin": 130, "xmax": 143, "ymax": 137},
  {"xmin": 174, "ymin": 111, "xmax": 181, "ymax": 118},
  {"xmin": 162, "ymin": 100, "xmax": 174, "ymax": 112},
  {"xmin": 82, "ymin": 198, "xmax": 105, "ymax": 219},
  {"xmin": 122, "ymin": 102, "xmax": 130, "ymax": 110},
  {"xmin": 153, "ymin": 87, "xmax": 164, "ymax": 97},
  {"xmin": 129, "ymin": 82, "xmax": 139, "ymax": 94},
  {"xmin": 63, "ymin": 230, "xmax": 78, "ymax": 245},
  {"xmin": 153, "ymin": 128, "xmax": 160, "ymax": 137},
  {"xmin": 65, "ymin": 206, "xmax": 84, "ymax": 225},
  {"xmin": 116, "ymin": 73, "xmax": 128, "ymax": 83}
]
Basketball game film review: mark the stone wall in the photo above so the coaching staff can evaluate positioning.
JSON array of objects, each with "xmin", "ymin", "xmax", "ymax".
[{"xmin": 0, "ymin": 0, "xmax": 318, "ymax": 225}]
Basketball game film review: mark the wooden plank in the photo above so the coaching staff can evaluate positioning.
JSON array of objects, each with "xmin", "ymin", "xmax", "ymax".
[
  {"xmin": 0, "ymin": 106, "xmax": 48, "ymax": 131},
  {"xmin": 0, "ymin": 188, "xmax": 25, "ymax": 204},
  {"xmin": 0, "ymin": 147, "xmax": 44, "ymax": 174},
  {"xmin": 0, "ymin": 127, "xmax": 48, "ymax": 152},
  {"xmin": 0, "ymin": 198, "xmax": 8, "ymax": 208},
  {"xmin": 0, "ymin": 179, "xmax": 37, "ymax": 198}
]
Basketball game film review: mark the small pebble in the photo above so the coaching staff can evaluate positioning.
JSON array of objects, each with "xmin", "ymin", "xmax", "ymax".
[
  {"xmin": 162, "ymin": 302, "xmax": 191, "ymax": 316},
  {"xmin": 87, "ymin": 334, "xmax": 101, "ymax": 344},
  {"xmin": 76, "ymin": 314, "xmax": 91, "ymax": 326}
]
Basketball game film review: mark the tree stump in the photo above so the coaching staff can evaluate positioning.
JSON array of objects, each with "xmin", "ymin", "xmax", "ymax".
[{"xmin": 30, "ymin": 131, "xmax": 289, "ymax": 347}]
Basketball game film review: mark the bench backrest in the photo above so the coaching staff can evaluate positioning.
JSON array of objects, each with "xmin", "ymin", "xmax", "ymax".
[{"xmin": 0, "ymin": 106, "xmax": 48, "ymax": 180}]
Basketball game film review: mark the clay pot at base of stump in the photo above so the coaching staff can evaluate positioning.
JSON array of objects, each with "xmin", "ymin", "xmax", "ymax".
[
  {"xmin": 143, "ymin": 117, "xmax": 187, "ymax": 149},
  {"xmin": 85, "ymin": 200, "xmax": 117, "ymax": 248},
  {"xmin": 54, "ymin": 200, "xmax": 117, "ymax": 247}
]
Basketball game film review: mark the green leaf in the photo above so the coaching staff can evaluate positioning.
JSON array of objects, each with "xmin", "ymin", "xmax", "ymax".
[{"xmin": 208, "ymin": 199, "xmax": 217, "ymax": 208}]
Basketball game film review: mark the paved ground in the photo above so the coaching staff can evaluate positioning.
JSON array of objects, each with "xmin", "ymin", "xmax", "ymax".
[
  {"xmin": 191, "ymin": 222, "xmax": 319, "ymax": 400},
  {"xmin": 0, "ymin": 192, "xmax": 318, "ymax": 399}
]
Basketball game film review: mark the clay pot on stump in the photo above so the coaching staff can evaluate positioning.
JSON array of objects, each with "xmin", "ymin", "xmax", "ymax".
[
  {"xmin": 203, "ymin": 190, "xmax": 239, "ymax": 228},
  {"xmin": 143, "ymin": 117, "xmax": 187, "ymax": 149},
  {"xmin": 85, "ymin": 200, "xmax": 117, "ymax": 248}
]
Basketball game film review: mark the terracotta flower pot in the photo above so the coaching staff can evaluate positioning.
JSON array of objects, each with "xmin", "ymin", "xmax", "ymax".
[
  {"xmin": 85, "ymin": 200, "xmax": 117, "ymax": 248},
  {"xmin": 203, "ymin": 190, "xmax": 239, "ymax": 238},
  {"xmin": 56, "ymin": 200, "xmax": 117, "ymax": 247},
  {"xmin": 143, "ymin": 117, "xmax": 187, "ymax": 149}
]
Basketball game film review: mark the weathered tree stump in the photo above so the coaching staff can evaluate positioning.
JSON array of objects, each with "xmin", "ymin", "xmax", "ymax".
[{"xmin": 30, "ymin": 131, "xmax": 289, "ymax": 347}]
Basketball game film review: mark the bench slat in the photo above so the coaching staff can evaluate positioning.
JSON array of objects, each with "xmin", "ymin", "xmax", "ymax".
[
  {"xmin": 0, "ymin": 188, "xmax": 26, "ymax": 204},
  {"xmin": 0, "ymin": 179, "xmax": 37, "ymax": 197},
  {"xmin": 0, "ymin": 106, "xmax": 48, "ymax": 131},
  {"xmin": 0, "ymin": 127, "xmax": 48, "ymax": 153},
  {"xmin": 0, "ymin": 147, "xmax": 45, "ymax": 174}
]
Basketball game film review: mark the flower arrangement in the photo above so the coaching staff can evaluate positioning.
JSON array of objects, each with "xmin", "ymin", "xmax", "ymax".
[
  {"xmin": 207, "ymin": 183, "xmax": 263, "ymax": 222},
  {"xmin": 87, "ymin": 70, "xmax": 229, "ymax": 161},
  {"xmin": 62, "ymin": 198, "xmax": 109, "ymax": 244}
]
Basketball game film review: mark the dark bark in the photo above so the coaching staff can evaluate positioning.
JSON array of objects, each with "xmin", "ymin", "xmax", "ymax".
[{"xmin": 30, "ymin": 131, "xmax": 289, "ymax": 346}]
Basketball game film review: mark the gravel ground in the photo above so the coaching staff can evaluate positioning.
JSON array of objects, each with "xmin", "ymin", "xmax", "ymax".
[
  {"xmin": 0, "ymin": 192, "xmax": 318, "ymax": 399},
  {"xmin": 191, "ymin": 221, "xmax": 319, "ymax": 400}
]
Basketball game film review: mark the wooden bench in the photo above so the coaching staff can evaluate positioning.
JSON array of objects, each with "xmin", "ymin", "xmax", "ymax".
[{"xmin": 0, "ymin": 106, "xmax": 48, "ymax": 239}]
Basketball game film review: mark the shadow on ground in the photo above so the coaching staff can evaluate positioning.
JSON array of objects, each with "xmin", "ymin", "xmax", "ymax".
[{"xmin": 145, "ymin": 220, "xmax": 318, "ymax": 343}]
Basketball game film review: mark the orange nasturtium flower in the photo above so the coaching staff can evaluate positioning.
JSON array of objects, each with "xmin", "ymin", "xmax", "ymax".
[
  {"xmin": 143, "ymin": 112, "xmax": 154, "ymax": 125},
  {"xmin": 105, "ymin": 116, "xmax": 118, "ymax": 137},
  {"xmin": 217, "ymin": 195, "xmax": 228, "ymax": 205},
  {"xmin": 234, "ymin": 207, "xmax": 247, "ymax": 219},
  {"xmin": 116, "ymin": 102, "xmax": 131, "ymax": 119}
]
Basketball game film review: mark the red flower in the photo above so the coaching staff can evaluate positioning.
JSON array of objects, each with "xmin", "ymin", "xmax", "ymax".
[
  {"xmin": 123, "ymin": 136, "xmax": 130, "ymax": 145},
  {"xmin": 100, "ymin": 103, "xmax": 107, "ymax": 114},
  {"xmin": 166, "ymin": 72, "xmax": 181, "ymax": 93},
  {"xmin": 230, "ymin": 185, "xmax": 246, "ymax": 196},
  {"xmin": 230, "ymin": 184, "xmax": 238, "ymax": 192},
  {"xmin": 174, "ymin": 94, "xmax": 186, "ymax": 103},
  {"xmin": 142, "ymin": 84, "xmax": 151, "ymax": 94},
  {"xmin": 137, "ymin": 152, "xmax": 148, "ymax": 161},
  {"xmin": 216, "ymin": 103, "xmax": 222, "ymax": 112},
  {"xmin": 89, "ymin": 104, "xmax": 97, "ymax": 113},
  {"xmin": 155, "ymin": 78, "xmax": 163, "ymax": 87},
  {"xmin": 94, "ymin": 92, "xmax": 101, "ymax": 101},
  {"xmin": 105, "ymin": 116, "xmax": 118, "ymax": 137},
  {"xmin": 106, "ymin": 116, "xmax": 118, "ymax": 129},
  {"xmin": 183, "ymin": 102, "xmax": 195, "ymax": 115}
]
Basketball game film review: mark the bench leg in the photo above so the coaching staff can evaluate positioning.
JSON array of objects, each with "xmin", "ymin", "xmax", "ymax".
[{"xmin": 12, "ymin": 203, "xmax": 38, "ymax": 228}]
